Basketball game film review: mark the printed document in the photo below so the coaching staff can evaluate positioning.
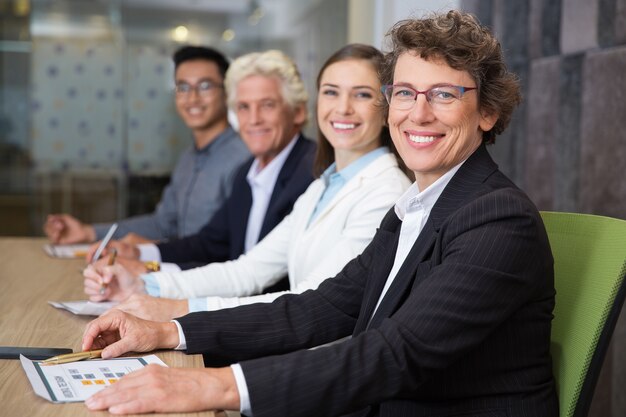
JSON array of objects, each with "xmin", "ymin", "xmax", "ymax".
[
  {"xmin": 49, "ymin": 300, "xmax": 117, "ymax": 316},
  {"xmin": 20, "ymin": 354, "xmax": 166, "ymax": 403}
]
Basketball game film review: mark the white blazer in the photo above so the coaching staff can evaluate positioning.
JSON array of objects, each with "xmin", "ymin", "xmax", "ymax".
[{"xmin": 152, "ymin": 152, "xmax": 411, "ymax": 311}]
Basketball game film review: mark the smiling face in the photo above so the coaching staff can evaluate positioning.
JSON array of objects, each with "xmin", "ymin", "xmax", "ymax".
[
  {"xmin": 317, "ymin": 59, "xmax": 384, "ymax": 169},
  {"xmin": 234, "ymin": 75, "xmax": 306, "ymax": 168},
  {"xmin": 174, "ymin": 59, "xmax": 228, "ymax": 135},
  {"xmin": 388, "ymin": 52, "xmax": 498, "ymax": 190}
]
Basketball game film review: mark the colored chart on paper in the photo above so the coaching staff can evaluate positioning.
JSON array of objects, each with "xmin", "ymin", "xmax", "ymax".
[{"xmin": 20, "ymin": 354, "xmax": 167, "ymax": 403}]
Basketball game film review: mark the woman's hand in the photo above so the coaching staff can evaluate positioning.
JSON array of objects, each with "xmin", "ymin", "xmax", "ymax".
[
  {"xmin": 86, "ymin": 239, "xmax": 140, "ymax": 263},
  {"xmin": 83, "ymin": 263, "xmax": 146, "ymax": 302}
]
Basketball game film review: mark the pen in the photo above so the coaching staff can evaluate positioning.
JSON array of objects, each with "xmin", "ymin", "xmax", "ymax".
[
  {"xmin": 99, "ymin": 249, "xmax": 117, "ymax": 295},
  {"xmin": 41, "ymin": 349, "xmax": 104, "ymax": 366},
  {"xmin": 91, "ymin": 223, "xmax": 118, "ymax": 264}
]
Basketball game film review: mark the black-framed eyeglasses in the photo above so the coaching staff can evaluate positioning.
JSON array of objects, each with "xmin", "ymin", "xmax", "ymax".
[
  {"xmin": 175, "ymin": 80, "xmax": 223, "ymax": 97},
  {"xmin": 381, "ymin": 84, "xmax": 477, "ymax": 110}
]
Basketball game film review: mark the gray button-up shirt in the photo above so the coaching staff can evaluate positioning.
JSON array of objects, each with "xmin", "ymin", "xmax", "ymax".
[{"xmin": 93, "ymin": 126, "xmax": 250, "ymax": 241}]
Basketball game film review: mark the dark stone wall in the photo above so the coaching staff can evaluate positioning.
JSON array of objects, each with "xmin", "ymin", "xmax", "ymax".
[
  {"xmin": 459, "ymin": 1, "xmax": 626, "ymax": 416},
  {"xmin": 580, "ymin": 48, "xmax": 626, "ymax": 218},
  {"xmin": 461, "ymin": 0, "xmax": 626, "ymax": 219}
]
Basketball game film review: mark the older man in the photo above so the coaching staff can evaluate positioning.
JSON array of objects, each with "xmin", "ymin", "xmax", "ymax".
[
  {"xmin": 44, "ymin": 46, "xmax": 250, "ymax": 244},
  {"xmin": 88, "ymin": 50, "xmax": 316, "ymax": 293}
]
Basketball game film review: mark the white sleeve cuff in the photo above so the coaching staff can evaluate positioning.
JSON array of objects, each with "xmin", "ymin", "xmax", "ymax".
[
  {"xmin": 138, "ymin": 243, "xmax": 161, "ymax": 262},
  {"xmin": 173, "ymin": 321, "xmax": 249, "ymax": 414},
  {"xmin": 231, "ymin": 363, "xmax": 252, "ymax": 416},
  {"xmin": 171, "ymin": 320, "xmax": 186, "ymax": 350},
  {"xmin": 188, "ymin": 297, "xmax": 208, "ymax": 312},
  {"xmin": 160, "ymin": 262, "xmax": 181, "ymax": 273}
]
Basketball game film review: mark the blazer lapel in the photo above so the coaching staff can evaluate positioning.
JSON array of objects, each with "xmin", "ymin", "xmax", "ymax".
[
  {"xmin": 260, "ymin": 134, "xmax": 306, "ymax": 235},
  {"xmin": 230, "ymin": 161, "xmax": 254, "ymax": 256},
  {"xmin": 307, "ymin": 177, "xmax": 360, "ymax": 229},
  {"xmin": 308, "ymin": 153, "xmax": 395, "ymax": 229},
  {"xmin": 366, "ymin": 221, "xmax": 437, "ymax": 330},
  {"xmin": 428, "ymin": 144, "xmax": 498, "ymax": 226},
  {"xmin": 360, "ymin": 144, "xmax": 500, "ymax": 331},
  {"xmin": 351, "ymin": 210, "xmax": 400, "ymax": 335}
]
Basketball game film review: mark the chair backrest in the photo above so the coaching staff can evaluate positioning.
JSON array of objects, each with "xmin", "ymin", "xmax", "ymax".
[{"xmin": 541, "ymin": 211, "xmax": 626, "ymax": 417}]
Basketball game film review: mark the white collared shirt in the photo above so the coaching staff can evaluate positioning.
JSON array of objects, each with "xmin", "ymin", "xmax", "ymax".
[
  {"xmin": 138, "ymin": 135, "xmax": 300, "ymax": 282},
  {"xmin": 244, "ymin": 135, "xmax": 298, "ymax": 253},
  {"xmin": 370, "ymin": 160, "xmax": 465, "ymax": 317}
]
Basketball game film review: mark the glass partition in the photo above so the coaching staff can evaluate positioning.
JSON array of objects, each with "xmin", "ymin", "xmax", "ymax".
[{"xmin": 0, "ymin": 0, "xmax": 348, "ymax": 236}]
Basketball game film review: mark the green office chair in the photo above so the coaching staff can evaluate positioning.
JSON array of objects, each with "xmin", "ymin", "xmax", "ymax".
[{"xmin": 541, "ymin": 211, "xmax": 626, "ymax": 417}]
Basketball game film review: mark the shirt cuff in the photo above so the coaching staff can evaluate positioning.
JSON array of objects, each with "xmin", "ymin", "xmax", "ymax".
[
  {"xmin": 160, "ymin": 262, "xmax": 181, "ymax": 273},
  {"xmin": 188, "ymin": 298, "xmax": 207, "ymax": 313},
  {"xmin": 138, "ymin": 243, "xmax": 161, "ymax": 262},
  {"xmin": 171, "ymin": 320, "xmax": 186, "ymax": 350},
  {"xmin": 141, "ymin": 273, "xmax": 161, "ymax": 297},
  {"xmin": 231, "ymin": 364, "xmax": 252, "ymax": 416}
]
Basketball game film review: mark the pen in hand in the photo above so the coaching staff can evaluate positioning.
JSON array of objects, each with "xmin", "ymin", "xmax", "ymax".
[
  {"xmin": 91, "ymin": 223, "xmax": 118, "ymax": 264},
  {"xmin": 41, "ymin": 349, "xmax": 104, "ymax": 366},
  {"xmin": 99, "ymin": 249, "xmax": 117, "ymax": 295}
]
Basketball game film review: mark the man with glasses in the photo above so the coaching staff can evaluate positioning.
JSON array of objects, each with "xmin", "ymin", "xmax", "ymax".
[{"xmin": 44, "ymin": 46, "xmax": 251, "ymax": 244}]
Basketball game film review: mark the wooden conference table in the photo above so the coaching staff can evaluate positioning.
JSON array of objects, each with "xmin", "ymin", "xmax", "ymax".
[{"xmin": 0, "ymin": 237, "xmax": 224, "ymax": 417}]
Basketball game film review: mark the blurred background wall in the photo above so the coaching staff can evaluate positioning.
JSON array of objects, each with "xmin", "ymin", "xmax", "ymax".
[
  {"xmin": 462, "ymin": 0, "xmax": 626, "ymax": 222},
  {"xmin": 0, "ymin": 0, "xmax": 346, "ymax": 233},
  {"xmin": 2, "ymin": 0, "xmax": 451, "ymax": 234}
]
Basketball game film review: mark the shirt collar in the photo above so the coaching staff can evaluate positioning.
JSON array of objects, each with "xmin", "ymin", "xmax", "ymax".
[
  {"xmin": 394, "ymin": 159, "xmax": 465, "ymax": 220},
  {"xmin": 194, "ymin": 125, "xmax": 235, "ymax": 153},
  {"xmin": 246, "ymin": 133, "xmax": 299, "ymax": 187},
  {"xmin": 321, "ymin": 146, "xmax": 389, "ymax": 186}
]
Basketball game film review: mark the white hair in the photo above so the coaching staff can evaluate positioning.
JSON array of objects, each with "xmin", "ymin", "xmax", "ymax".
[{"xmin": 224, "ymin": 50, "xmax": 308, "ymax": 122}]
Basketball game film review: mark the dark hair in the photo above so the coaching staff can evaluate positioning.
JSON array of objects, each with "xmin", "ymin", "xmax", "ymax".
[
  {"xmin": 313, "ymin": 43, "xmax": 408, "ymax": 177},
  {"xmin": 173, "ymin": 46, "xmax": 230, "ymax": 79},
  {"xmin": 380, "ymin": 10, "xmax": 521, "ymax": 144}
]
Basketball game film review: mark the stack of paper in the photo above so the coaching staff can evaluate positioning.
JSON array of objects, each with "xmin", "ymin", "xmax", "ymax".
[
  {"xmin": 43, "ymin": 244, "xmax": 90, "ymax": 259},
  {"xmin": 49, "ymin": 300, "xmax": 117, "ymax": 316}
]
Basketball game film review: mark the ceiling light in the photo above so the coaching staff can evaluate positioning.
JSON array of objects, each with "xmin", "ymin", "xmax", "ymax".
[
  {"xmin": 173, "ymin": 25, "xmax": 189, "ymax": 42},
  {"xmin": 222, "ymin": 29, "xmax": 235, "ymax": 42}
]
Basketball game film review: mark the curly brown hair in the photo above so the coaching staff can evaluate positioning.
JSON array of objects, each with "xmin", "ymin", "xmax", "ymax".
[{"xmin": 380, "ymin": 10, "xmax": 521, "ymax": 144}]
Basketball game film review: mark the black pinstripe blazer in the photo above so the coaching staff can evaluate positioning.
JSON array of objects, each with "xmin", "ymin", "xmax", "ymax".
[{"xmin": 177, "ymin": 144, "xmax": 559, "ymax": 417}]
